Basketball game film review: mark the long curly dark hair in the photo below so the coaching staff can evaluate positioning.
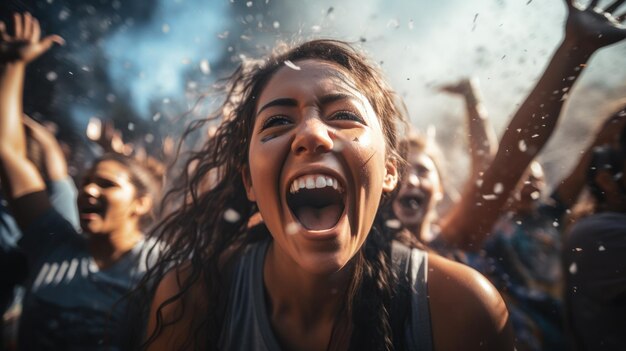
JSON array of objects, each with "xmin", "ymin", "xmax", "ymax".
[{"xmin": 134, "ymin": 39, "xmax": 409, "ymax": 350}]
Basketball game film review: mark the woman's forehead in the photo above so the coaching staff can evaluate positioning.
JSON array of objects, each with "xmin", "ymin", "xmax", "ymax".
[
  {"xmin": 407, "ymin": 151, "xmax": 439, "ymax": 173},
  {"xmin": 91, "ymin": 160, "xmax": 131, "ymax": 182},
  {"xmin": 256, "ymin": 59, "xmax": 368, "ymax": 111}
]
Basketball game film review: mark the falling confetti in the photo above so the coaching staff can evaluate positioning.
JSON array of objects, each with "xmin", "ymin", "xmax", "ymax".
[
  {"xmin": 285, "ymin": 222, "xmax": 300, "ymax": 235},
  {"xmin": 200, "ymin": 59, "xmax": 211, "ymax": 74},
  {"xmin": 518, "ymin": 139, "xmax": 527, "ymax": 152},
  {"xmin": 284, "ymin": 60, "xmax": 301, "ymax": 71},
  {"xmin": 493, "ymin": 183, "xmax": 503, "ymax": 194},
  {"xmin": 46, "ymin": 71, "xmax": 58, "ymax": 82},
  {"xmin": 86, "ymin": 118, "xmax": 102, "ymax": 141},
  {"xmin": 569, "ymin": 262, "xmax": 577, "ymax": 274},
  {"xmin": 224, "ymin": 208, "xmax": 241, "ymax": 223},
  {"xmin": 385, "ymin": 219, "xmax": 402, "ymax": 229}
]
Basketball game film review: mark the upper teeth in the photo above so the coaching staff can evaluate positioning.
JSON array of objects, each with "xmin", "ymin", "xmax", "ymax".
[{"xmin": 289, "ymin": 174, "xmax": 343, "ymax": 194}]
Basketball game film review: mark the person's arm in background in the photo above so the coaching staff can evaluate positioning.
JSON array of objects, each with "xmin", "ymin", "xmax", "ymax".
[
  {"xmin": 23, "ymin": 115, "xmax": 80, "ymax": 230},
  {"xmin": 0, "ymin": 13, "xmax": 64, "ymax": 230},
  {"xmin": 554, "ymin": 105, "xmax": 626, "ymax": 212},
  {"xmin": 22, "ymin": 116, "xmax": 67, "ymax": 182},
  {"xmin": 440, "ymin": 0, "xmax": 626, "ymax": 251},
  {"xmin": 439, "ymin": 78, "xmax": 498, "ymax": 182}
]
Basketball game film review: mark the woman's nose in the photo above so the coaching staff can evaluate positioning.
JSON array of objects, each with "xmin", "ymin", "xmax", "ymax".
[
  {"xmin": 291, "ymin": 116, "xmax": 334, "ymax": 156},
  {"xmin": 407, "ymin": 173, "xmax": 421, "ymax": 188},
  {"xmin": 83, "ymin": 183, "xmax": 100, "ymax": 197}
]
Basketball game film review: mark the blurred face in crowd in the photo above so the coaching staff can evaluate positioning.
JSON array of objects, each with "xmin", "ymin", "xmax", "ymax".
[
  {"xmin": 244, "ymin": 59, "xmax": 398, "ymax": 275},
  {"xmin": 77, "ymin": 160, "xmax": 145, "ymax": 236},
  {"xmin": 392, "ymin": 149, "xmax": 443, "ymax": 232}
]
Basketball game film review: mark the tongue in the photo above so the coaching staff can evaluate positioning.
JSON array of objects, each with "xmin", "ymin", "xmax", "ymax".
[{"xmin": 295, "ymin": 204, "xmax": 343, "ymax": 230}]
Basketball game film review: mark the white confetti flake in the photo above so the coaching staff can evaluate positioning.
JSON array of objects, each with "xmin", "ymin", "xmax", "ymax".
[
  {"xmin": 385, "ymin": 219, "xmax": 402, "ymax": 229},
  {"xmin": 482, "ymin": 194, "xmax": 497, "ymax": 201},
  {"xmin": 518, "ymin": 139, "xmax": 527, "ymax": 152},
  {"xmin": 200, "ymin": 60, "xmax": 211, "ymax": 74},
  {"xmin": 162, "ymin": 24, "xmax": 170, "ymax": 33},
  {"xmin": 530, "ymin": 191, "xmax": 540, "ymax": 200},
  {"xmin": 285, "ymin": 222, "xmax": 300, "ymax": 235},
  {"xmin": 86, "ymin": 118, "xmax": 102, "ymax": 141},
  {"xmin": 569, "ymin": 262, "xmax": 577, "ymax": 274},
  {"xmin": 493, "ymin": 183, "xmax": 503, "ymax": 194},
  {"xmin": 284, "ymin": 60, "xmax": 301, "ymax": 71},
  {"xmin": 272, "ymin": 21, "xmax": 280, "ymax": 29},
  {"xmin": 128, "ymin": 123, "xmax": 135, "ymax": 131},
  {"xmin": 387, "ymin": 19, "xmax": 400, "ymax": 28},
  {"xmin": 598, "ymin": 245, "xmax": 606, "ymax": 252},
  {"xmin": 223, "ymin": 208, "xmax": 240, "ymax": 223},
  {"xmin": 46, "ymin": 71, "xmax": 58, "ymax": 82},
  {"xmin": 59, "ymin": 9, "xmax": 70, "ymax": 21}
]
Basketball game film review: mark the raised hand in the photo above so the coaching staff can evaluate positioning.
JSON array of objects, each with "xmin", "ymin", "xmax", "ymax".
[
  {"xmin": 0, "ymin": 13, "xmax": 64, "ymax": 64},
  {"xmin": 564, "ymin": 0, "xmax": 626, "ymax": 51},
  {"xmin": 438, "ymin": 78, "xmax": 476, "ymax": 97}
]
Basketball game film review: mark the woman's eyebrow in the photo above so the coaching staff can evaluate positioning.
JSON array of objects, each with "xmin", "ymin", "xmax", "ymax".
[
  {"xmin": 319, "ymin": 93, "xmax": 356, "ymax": 105},
  {"xmin": 256, "ymin": 98, "xmax": 298, "ymax": 115}
]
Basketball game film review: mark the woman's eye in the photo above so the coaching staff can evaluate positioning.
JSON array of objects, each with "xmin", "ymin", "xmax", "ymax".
[
  {"xmin": 329, "ymin": 111, "xmax": 365, "ymax": 124},
  {"xmin": 96, "ymin": 179, "xmax": 116, "ymax": 188},
  {"xmin": 261, "ymin": 115, "xmax": 292, "ymax": 130}
]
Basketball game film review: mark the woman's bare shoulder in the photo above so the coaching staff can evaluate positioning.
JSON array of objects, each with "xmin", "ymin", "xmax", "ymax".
[{"xmin": 426, "ymin": 253, "xmax": 514, "ymax": 351}]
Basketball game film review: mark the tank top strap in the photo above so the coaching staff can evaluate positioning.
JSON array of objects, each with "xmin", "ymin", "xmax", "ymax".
[
  {"xmin": 390, "ymin": 241, "xmax": 434, "ymax": 351},
  {"xmin": 219, "ymin": 238, "xmax": 281, "ymax": 351}
]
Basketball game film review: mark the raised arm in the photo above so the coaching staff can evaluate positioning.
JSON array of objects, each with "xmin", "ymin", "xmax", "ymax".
[
  {"xmin": 22, "ymin": 115, "xmax": 68, "ymax": 181},
  {"xmin": 440, "ymin": 1, "xmax": 626, "ymax": 250},
  {"xmin": 439, "ymin": 78, "xmax": 497, "ymax": 182},
  {"xmin": 555, "ymin": 105, "xmax": 626, "ymax": 209},
  {"xmin": 0, "ymin": 13, "xmax": 64, "ymax": 228}
]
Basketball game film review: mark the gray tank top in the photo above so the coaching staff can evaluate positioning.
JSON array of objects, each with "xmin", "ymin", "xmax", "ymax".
[{"xmin": 218, "ymin": 239, "xmax": 434, "ymax": 350}]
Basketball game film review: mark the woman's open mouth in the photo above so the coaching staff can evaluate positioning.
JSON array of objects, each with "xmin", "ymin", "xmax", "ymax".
[
  {"xmin": 78, "ymin": 199, "xmax": 105, "ymax": 220},
  {"xmin": 398, "ymin": 193, "xmax": 424, "ymax": 211},
  {"xmin": 286, "ymin": 174, "xmax": 345, "ymax": 231}
]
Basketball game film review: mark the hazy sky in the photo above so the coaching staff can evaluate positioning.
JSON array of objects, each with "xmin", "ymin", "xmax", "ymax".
[{"xmin": 14, "ymin": 0, "xmax": 626, "ymax": 186}]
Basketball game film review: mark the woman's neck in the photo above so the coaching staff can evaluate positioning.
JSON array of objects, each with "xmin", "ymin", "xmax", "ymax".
[
  {"xmin": 88, "ymin": 223, "xmax": 143, "ymax": 269},
  {"xmin": 263, "ymin": 242, "xmax": 352, "ymax": 350}
]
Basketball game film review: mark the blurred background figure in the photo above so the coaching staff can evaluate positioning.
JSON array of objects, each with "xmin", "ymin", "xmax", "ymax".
[
  {"xmin": 564, "ymin": 105, "xmax": 626, "ymax": 351},
  {"xmin": 0, "ymin": 13, "xmax": 163, "ymax": 350}
]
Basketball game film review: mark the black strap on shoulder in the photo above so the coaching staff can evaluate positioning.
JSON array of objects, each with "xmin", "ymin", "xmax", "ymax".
[{"xmin": 390, "ymin": 240, "xmax": 412, "ymax": 350}]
